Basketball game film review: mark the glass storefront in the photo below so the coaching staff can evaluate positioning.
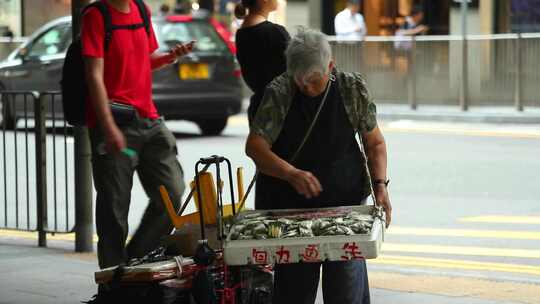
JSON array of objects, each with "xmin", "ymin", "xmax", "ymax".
[
  {"xmin": 326, "ymin": 0, "xmax": 449, "ymax": 36},
  {"xmin": 0, "ymin": 0, "xmax": 21, "ymax": 36},
  {"xmin": 510, "ymin": 0, "xmax": 540, "ymax": 32}
]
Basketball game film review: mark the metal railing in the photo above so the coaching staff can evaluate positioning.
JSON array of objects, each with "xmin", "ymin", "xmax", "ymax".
[
  {"xmin": 3, "ymin": 34, "xmax": 540, "ymax": 110},
  {"xmin": 1, "ymin": 91, "xmax": 74, "ymax": 246},
  {"xmin": 330, "ymin": 33, "xmax": 540, "ymax": 110}
]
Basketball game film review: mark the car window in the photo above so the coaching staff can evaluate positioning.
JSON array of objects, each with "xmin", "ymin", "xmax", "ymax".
[
  {"xmin": 27, "ymin": 23, "xmax": 72, "ymax": 58},
  {"xmin": 155, "ymin": 21, "xmax": 228, "ymax": 53}
]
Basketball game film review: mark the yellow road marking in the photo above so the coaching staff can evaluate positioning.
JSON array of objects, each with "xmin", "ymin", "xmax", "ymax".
[
  {"xmin": 228, "ymin": 115, "xmax": 248, "ymax": 126},
  {"xmin": 388, "ymin": 226, "xmax": 540, "ymax": 240},
  {"xmin": 459, "ymin": 216, "xmax": 540, "ymax": 225},
  {"xmin": 3, "ymin": 230, "xmax": 540, "ymax": 258},
  {"xmin": 383, "ymin": 243, "xmax": 540, "ymax": 259},
  {"xmin": 4, "ymin": 228, "xmax": 540, "ymax": 276},
  {"xmin": 6, "ymin": 227, "xmax": 539, "ymax": 241},
  {"xmin": 3, "ymin": 230, "xmax": 540, "ymax": 259},
  {"xmin": 372, "ymin": 254, "xmax": 540, "ymax": 276},
  {"xmin": 4, "ymin": 229, "xmax": 540, "ymax": 276},
  {"xmin": 0, "ymin": 229, "xmax": 98, "ymax": 242}
]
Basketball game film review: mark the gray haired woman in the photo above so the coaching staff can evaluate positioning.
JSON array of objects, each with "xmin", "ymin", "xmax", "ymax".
[{"xmin": 246, "ymin": 28, "xmax": 392, "ymax": 303}]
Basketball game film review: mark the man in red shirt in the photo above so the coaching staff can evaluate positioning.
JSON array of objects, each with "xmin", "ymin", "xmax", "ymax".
[{"xmin": 82, "ymin": 0, "xmax": 192, "ymax": 269}]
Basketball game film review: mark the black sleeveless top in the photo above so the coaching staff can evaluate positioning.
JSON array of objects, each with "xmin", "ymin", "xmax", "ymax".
[
  {"xmin": 255, "ymin": 79, "xmax": 368, "ymax": 210},
  {"xmin": 236, "ymin": 21, "xmax": 290, "ymax": 120}
]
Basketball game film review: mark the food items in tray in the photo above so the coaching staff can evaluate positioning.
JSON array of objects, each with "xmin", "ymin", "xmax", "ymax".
[{"xmin": 229, "ymin": 210, "xmax": 374, "ymax": 240}]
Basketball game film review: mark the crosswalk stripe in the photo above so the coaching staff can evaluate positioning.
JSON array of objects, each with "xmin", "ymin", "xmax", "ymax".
[
  {"xmin": 383, "ymin": 243, "xmax": 540, "ymax": 259},
  {"xmin": 388, "ymin": 227, "xmax": 540, "ymax": 240},
  {"xmin": 372, "ymin": 255, "xmax": 540, "ymax": 276},
  {"xmin": 459, "ymin": 216, "xmax": 540, "ymax": 224}
]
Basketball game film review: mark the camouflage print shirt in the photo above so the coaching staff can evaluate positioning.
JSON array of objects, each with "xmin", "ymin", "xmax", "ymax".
[{"xmin": 251, "ymin": 69, "xmax": 378, "ymax": 145}]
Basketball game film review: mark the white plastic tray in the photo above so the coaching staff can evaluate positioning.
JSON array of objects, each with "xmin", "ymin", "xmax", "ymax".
[{"xmin": 223, "ymin": 205, "xmax": 384, "ymax": 265}]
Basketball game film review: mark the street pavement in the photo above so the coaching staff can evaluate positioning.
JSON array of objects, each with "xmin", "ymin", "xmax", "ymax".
[
  {"xmin": 0, "ymin": 235, "xmax": 527, "ymax": 304},
  {"xmin": 1, "ymin": 105, "xmax": 540, "ymax": 303}
]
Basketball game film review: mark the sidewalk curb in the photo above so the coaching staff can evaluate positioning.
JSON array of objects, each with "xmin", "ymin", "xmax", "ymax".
[
  {"xmin": 377, "ymin": 111, "xmax": 540, "ymax": 124},
  {"xmin": 377, "ymin": 104, "xmax": 540, "ymax": 124},
  {"xmin": 242, "ymin": 99, "xmax": 540, "ymax": 124}
]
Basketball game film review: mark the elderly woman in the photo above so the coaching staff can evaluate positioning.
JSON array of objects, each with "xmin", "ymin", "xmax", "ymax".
[{"xmin": 245, "ymin": 28, "xmax": 392, "ymax": 304}]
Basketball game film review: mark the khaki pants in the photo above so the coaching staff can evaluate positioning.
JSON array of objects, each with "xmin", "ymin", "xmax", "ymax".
[{"xmin": 90, "ymin": 117, "xmax": 185, "ymax": 269}]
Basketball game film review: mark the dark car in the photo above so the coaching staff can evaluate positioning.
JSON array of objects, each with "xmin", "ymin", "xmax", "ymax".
[{"xmin": 0, "ymin": 14, "xmax": 243, "ymax": 135}]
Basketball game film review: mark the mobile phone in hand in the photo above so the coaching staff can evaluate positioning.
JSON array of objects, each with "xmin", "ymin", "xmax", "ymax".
[{"xmin": 186, "ymin": 40, "xmax": 196, "ymax": 51}]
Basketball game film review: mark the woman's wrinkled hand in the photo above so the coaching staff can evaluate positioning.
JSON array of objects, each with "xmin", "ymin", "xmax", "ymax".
[
  {"xmin": 284, "ymin": 167, "xmax": 323, "ymax": 199},
  {"xmin": 374, "ymin": 185, "xmax": 392, "ymax": 228}
]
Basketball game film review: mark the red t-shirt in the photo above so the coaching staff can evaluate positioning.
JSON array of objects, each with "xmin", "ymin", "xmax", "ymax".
[{"xmin": 81, "ymin": 0, "xmax": 159, "ymax": 127}]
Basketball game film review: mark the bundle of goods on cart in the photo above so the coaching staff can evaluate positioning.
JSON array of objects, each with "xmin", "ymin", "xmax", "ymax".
[
  {"xmin": 92, "ymin": 246, "xmax": 230, "ymax": 304},
  {"xmin": 94, "ymin": 255, "xmax": 197, "ymax": 284}
]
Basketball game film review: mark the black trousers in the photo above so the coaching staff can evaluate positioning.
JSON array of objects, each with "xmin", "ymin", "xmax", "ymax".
[{"xmin": 273, "ymin": 260, "xmax": 371, "ymax": 304}]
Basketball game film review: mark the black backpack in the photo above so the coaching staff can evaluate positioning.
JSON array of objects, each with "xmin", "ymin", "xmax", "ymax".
[{"xmin": 60, "ymin": 0, "xmax": 150, "ymax": 126}]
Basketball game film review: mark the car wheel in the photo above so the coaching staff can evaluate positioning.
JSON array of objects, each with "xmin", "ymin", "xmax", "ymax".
[
  {"xmin": 197, "ymin": 118, "xmax": 228, "ymax": 136},
  {"xmin": 0, "ymin": 89, "xmax": 17, "ymax": 130}
]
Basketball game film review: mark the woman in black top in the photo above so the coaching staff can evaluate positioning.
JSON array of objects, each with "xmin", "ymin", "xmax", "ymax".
[{"xmin": 234, "ymin": 0, "xmax": 290, "ymax": 122}]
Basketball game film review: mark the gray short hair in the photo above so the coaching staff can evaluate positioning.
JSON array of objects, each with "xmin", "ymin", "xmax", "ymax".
[{"xmin": 285, "ymin": 28, "xmax": 332, "ymax": 82}]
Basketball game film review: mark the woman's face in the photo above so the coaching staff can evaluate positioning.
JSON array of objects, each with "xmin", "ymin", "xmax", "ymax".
[
  {"xmin": 295, "ymin": 72, "xmax": 330, "ymax": 97},
  {"xmin": 294, "ymin": 61, "xmax": 334, "ymax": 97}
]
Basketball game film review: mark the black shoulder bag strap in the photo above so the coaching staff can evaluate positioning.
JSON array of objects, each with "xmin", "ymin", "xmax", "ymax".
[
  {"xmin": 237, "ymin": 74, "xmax": 337, "ymax": 210},
  {"xmin": 133, "ymin": 0, "xmax": 151, "ymax": 36},
  {"xmin": 83, "ymin": 0, "xmax": 150, "ymax": 51},
  {"xmin": 288, "ymin": 74, "xmax": 335, "ymax": 163},
  {"xmin": 81, "ymin": 1, "xmax": 113, "ymax": 50},
  {"xmin": 111, "ymin": 0, "xmax": 150, "ymax": 34}
]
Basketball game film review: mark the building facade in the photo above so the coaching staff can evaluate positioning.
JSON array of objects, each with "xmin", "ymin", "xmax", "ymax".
[
  {"xmin": 2, "ymin": 0, "xmax": 540, "ymax": 38},
  {"xmin": 309, "ymin": 0, "xmax": 540, "ymax": 36},
  {"xmin": 0, "ymin": 0, "xmax": 179, "ymax": 37}
]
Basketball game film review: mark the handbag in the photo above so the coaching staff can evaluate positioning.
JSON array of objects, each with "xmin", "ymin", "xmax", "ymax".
[{"xmin": 110, "ymin": 101, "xmax": 137, "ymax": 126}]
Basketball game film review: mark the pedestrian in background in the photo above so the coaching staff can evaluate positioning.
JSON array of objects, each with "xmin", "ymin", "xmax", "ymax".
[
  {"xmin": 159, "ymin": 3, "xmax": 170, "ymax": 16},
  {"xmin": 2, "ymin": 26, "xmax": 14, "ymax": 40},
  {"xmin": 234, "ymin": 0, "xmax": 290, "ymax": 123},
  {"xmin": 82, "ymin": 0, "xmax": 192, "ymax": 270},
  {"xmin": 394, "ymin": 4, "xmax": 428, "ymax": 59},
  {"xmin": 395, "ymin": 4, "xmax": 429, "ymax": 38},
  {"xmin": 334, "ymin": 0, "xmax": 367, "ymax": 40}
]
